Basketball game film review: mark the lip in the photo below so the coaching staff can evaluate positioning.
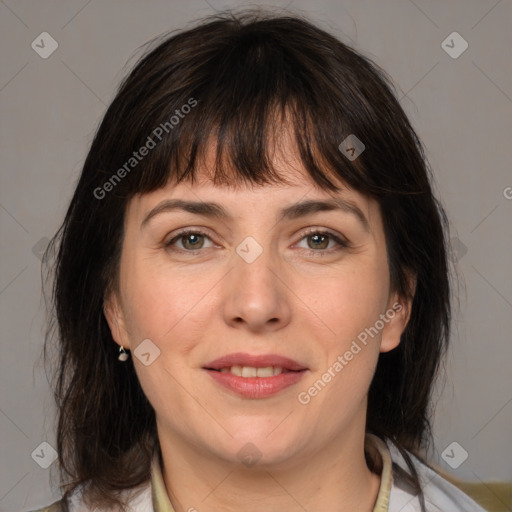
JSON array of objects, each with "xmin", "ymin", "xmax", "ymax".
[
  {"xmin": 203, "ymin": 352, "xmax": 308, "ymax": 399},
  {"xmin": 205, "ymin": 369, "xmax": 307, "ymax": 398},
  {"xmin": 204, "ymin": 352, "xmax": 308, "ymax": 371}
]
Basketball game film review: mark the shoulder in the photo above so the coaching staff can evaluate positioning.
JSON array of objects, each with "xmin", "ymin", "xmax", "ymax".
[
  {"xmin": 26, "ymin": 481, "xmax": 153, "ymax": 512},
  {"xmin": 27, "ymin": 499, "xmax": 68, "ymax": 512},
  {"xmin": 384, "ymin": 438, "xmax": 487, "ymax": 512}
]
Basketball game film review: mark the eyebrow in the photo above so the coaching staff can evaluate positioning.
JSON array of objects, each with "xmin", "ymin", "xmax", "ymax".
[{"xmin": 140, "ymin": 197, "xmax": 370, "ymax": 232}]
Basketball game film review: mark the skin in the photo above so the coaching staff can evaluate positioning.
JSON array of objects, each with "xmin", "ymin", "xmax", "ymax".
[{"xmin": 104, "ymin": 138, "xmax": 415, "ymax": 512}]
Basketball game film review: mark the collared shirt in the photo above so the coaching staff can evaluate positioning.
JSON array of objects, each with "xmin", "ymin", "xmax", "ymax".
[{"xmin": 30, "ymin": 433, "xmax": 486, "ymax": 512}]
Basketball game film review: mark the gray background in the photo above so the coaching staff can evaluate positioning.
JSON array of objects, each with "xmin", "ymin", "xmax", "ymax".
[{"xmin": 1, "ymin": 1, "xmax": 511, "ymax": 511}]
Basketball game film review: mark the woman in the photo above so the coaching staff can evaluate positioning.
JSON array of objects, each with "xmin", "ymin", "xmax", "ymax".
[{"xmin": 31, "ymin": 9, "xmax": 486, "ymax": 512}]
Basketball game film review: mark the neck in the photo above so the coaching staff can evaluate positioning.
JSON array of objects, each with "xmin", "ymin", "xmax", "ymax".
[{"xmin": 157, "ymin": 412, "xmax": 382, "ymax": 512}]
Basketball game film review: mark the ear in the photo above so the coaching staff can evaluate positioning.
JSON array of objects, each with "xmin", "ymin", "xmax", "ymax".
[
  {"xmin": 103, "ymin": 291, "xmax": 131, "ymax": 350},
  {"xmin": 380, "ymin": 272, "xmax": 417, "ymax": 353}
]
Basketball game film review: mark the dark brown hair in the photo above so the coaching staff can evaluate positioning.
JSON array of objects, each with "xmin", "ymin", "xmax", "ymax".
[{"xmin": 43, "ymin": 8, "xmax": 452, "ymax": 511}]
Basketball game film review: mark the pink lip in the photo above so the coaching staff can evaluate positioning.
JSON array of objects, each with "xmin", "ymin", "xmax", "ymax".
[
  {"xmin": 204, "ymin": 352, "xmax": 308, "ymax": 371},
  {"xmin": 205, "ymin": 369, "xmax": 307, "ymax": 398},
  {"xmin": 203, "ymin": 352, "xmax": 308, "ymax": 399}
]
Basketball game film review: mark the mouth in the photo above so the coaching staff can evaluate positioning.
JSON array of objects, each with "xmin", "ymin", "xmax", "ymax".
[
  {"xmin": 202, "ymin": 353, "xmax": 308, "ymax": 398},
  {"xmin": 203, "ymin": 352, "xmax": 308, "ymax": 372},
  {"xmin": 204, "ymin": 366, "xmax": 302, "ymax": 377}
]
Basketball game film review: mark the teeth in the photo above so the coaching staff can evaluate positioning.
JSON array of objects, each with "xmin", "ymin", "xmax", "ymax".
[
  {"xmin": 241, "ymin": 366, "xmax": 257, "ymax": 377},
  {"xmin": 219, "ymin": 366, "xmax": 284, "ymax": 377},
  {"xmin": 230, "ymin": 365, "xmax": 243, "ymax": 376}
]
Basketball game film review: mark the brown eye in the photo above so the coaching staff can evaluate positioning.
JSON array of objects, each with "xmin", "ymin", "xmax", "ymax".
[
  {"xmin": 296, "ymin": 229, "xmax": 350, "ymax": 255},
  {"xmin": 166, "ymin": 230, "xmax": 212, "ymax": 252},
  {"xmin": 306, "ymin": 233, "xmax": 330, "ymax": 250}
]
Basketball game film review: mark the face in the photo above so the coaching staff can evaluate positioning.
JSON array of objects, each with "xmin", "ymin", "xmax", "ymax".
[{"xmin": 104, "ymin": 141, "xmax": 412, "ymax": 469}]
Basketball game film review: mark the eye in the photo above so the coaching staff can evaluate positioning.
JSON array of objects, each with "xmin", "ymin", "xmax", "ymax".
[
  {"xmin": 295, "ymin": 228, "xmax": 350, "ymax": 255},
  {"xmin": 165, "ymin": 228, "xmax": 350, "ymax": 255},
  {"xmin": 166, "ymin": 229, "xmax": 214, "ymax": 252}
]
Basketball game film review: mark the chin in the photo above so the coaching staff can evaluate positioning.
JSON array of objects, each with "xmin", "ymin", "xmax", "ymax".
[{"xmin": 221, "ymin": 426, "xmax": 306, "ymax": 465}]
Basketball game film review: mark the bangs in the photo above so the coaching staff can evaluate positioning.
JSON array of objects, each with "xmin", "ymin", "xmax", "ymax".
[
  {"xmin": 143, "ymin": 99, "xmax": 353, "ymax": 193},
  {"xmin": 95, "ymin": 14, "xmax": 386, "ymax": 201}
]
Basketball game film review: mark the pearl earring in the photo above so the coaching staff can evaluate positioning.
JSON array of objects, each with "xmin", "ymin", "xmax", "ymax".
[{"xmin": 118, "ymin": 346, "xmax": 130, "ymax": 362}]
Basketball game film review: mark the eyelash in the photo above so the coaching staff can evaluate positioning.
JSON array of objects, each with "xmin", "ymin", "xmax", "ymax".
[{"xmin": 165, "ymin": 228, "xmax": 350, "ymax": 256}]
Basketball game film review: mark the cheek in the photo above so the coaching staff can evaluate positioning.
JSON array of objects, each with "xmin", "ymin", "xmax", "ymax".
[
  {"xmin": 301, "ymin": 257, "xmax": 389, "ymax": 343},
  {"xmin": 120, "ymin": 262, "xmax": 211, "ymax": 416},
  {"xmin": 293, "ymin": 257, "xmax": 388, "ymax": 408},
  {"xmin": 121, "ymin": 257, "xmax": 219, "ymax": 348},
  {"xmin": 298, "ymin": 268, "xmax": 386, "ymax": 410}
]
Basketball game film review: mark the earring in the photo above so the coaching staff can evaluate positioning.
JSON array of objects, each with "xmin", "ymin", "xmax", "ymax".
[{"xmin": 118, "ymin": 346, "xmax": 130, "ymax": 362}]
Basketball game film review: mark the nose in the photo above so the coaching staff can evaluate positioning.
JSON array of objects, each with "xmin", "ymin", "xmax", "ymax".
[{"xmin": 221, "ymin": 239, "xmax": 292, "ymax": 333}]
